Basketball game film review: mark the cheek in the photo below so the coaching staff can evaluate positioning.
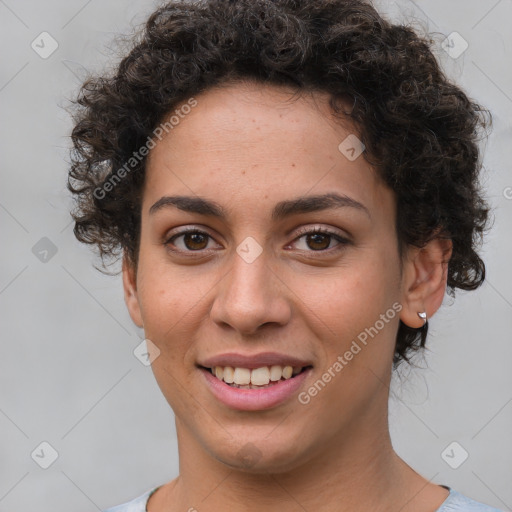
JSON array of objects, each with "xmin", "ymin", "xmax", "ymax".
[
  {"xmin": 301, "ymin": 250, "xmax": 400, "ymax": 342},
  {"xmin": 294, "ymin": 256, "xmax": 399, "ymax": 430},
  {"xmin": 136, "ymin": 262, "xmax": 191, "ymax": 354},
  {"xmin": 136, "ymin": 265, "xmax": 204, "ymax": 411},
  {"xmin": 136, "ymin": 243, "xmax": 198, "ymax": 325},
  {"xmin": 135, "ymin": 253, "xmax": 223, "ymax": 368}
]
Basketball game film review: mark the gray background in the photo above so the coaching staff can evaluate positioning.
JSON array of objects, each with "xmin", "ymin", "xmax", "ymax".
[{"xmin": 0, "ymin": 0, "xmax": 511, "ymax": 510}]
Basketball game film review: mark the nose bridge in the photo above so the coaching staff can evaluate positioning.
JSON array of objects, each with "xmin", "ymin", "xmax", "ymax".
[
  {"xmin": 230, "ymin": 244, "xmax": 271, "ymax": 302},
  {"xmin": 210, "ymin": 239, "xmax": 290, "ymax": 333}
]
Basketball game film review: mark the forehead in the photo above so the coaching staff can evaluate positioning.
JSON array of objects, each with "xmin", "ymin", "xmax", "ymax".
[{"xmin": 143, "ymin": 81, "xmax": 392, "ymax": 220}]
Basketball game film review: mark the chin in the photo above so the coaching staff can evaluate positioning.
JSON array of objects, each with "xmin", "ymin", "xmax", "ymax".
[{"xmin": 208, "ymin": 434, "xmax": 310, "ymax": 475}]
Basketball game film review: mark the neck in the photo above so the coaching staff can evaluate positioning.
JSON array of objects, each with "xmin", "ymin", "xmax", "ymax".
[{"xmin": 153, "ymin": 403, "xmax": 439, "ymax": 511}]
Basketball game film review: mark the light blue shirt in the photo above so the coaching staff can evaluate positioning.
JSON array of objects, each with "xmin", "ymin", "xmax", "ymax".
[{"xmin": 102, "ymin": 485, "xmax": 505, "ymax": 511}]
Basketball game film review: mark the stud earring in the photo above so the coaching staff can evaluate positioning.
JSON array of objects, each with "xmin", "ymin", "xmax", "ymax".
[{"xmin": 417, "ymin": 311, "xmax": 427, "ymax": 325}]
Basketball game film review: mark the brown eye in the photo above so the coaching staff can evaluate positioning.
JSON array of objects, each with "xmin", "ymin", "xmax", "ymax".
[
  {"xmin": 165, "ymin": 229, "xmax": 216, "ymax": 252},
  {"xmin": 291, "ymin": 227, "xmax": 349, "ymax": 253},
  {"xmin": 304, "ymin": 232, "xmax": 331, "ymax": 251},
  {"xmin": 181, "ymin": 232, "xmax": 209, "ymax": 250}
]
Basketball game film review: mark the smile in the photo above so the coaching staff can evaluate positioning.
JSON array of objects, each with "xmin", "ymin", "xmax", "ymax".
[{"xmin": 198, "ymin": 364, "xmax": 313, "ymax": 411}]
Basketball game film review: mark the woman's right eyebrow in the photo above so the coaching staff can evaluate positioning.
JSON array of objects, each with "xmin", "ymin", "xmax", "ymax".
[{"xmin": 148, "ymin": 193, "xmax": 371, "ymax": 221}]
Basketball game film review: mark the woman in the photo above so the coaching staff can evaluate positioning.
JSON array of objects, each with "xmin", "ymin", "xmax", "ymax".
[{"xmin": 68, "ymin": 0, "xmax": 501, "ymax": 510}]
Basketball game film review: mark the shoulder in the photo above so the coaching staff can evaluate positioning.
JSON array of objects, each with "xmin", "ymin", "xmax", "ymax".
[
  {"xmin": 102, "ymin": 487, "xmax": 159, "ymax": 512},
  {"xmin": 437, "ymin": 488, "xmax": 505, "ymax": 511}
]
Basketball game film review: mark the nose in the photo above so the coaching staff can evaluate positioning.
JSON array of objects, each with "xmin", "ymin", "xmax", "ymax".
[{"xmin": 209, "ymin": 247, "xmax": 292, "ymax": 336}]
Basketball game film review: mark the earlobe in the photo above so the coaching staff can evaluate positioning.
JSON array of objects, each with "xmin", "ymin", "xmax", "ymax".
[
  {"xmin": 399, "ymin": 237, "xmax": 452, "ymax": 329},
  {"xmin": 122, "ymin": 256, "xmax": 144, "ymax": 328}
]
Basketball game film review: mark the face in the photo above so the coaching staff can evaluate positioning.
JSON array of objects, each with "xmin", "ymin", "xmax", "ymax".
[{"xmin": 124, "ymin": 81, "xmax": 410, "ymax": 473}]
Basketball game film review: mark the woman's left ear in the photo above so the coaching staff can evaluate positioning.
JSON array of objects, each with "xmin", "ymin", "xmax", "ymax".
[
  {"xmin": 122, "ymin": 255, "xmax": 144, "ymax": 328},
  {"xmin": 399, "ymin": 236, "xmax": 453, "ymax": 329}
]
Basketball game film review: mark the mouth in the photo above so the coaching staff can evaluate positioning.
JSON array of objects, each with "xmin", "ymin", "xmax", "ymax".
[
  {"xmin": 197, "ymin": 358, "xmax": 313, "ymax": 411},
  {"xmin": 200, "ymin": 364, "xmax": 313, "ymax": 389}
]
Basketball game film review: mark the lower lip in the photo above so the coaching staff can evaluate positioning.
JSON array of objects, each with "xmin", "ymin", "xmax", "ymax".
[{"xmin": 199, "ymin": 367, "xmax": 312, "ymax": 411}]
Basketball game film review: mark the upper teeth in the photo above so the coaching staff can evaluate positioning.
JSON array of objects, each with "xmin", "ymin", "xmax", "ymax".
[{"xmin": 212, "ymin": 365, "xmax": 303, "ymax": 386}]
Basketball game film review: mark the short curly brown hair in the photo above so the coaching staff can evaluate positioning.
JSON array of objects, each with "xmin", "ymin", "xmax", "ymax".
[{"xmin": 67, "ymin": 0, "xmax": 491, "ymax": 365}]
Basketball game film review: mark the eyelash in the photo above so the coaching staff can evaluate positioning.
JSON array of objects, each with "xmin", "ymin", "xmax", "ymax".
[{"xmin": 164, "ymin": 226, "xmax": 350, "ymax": 257}]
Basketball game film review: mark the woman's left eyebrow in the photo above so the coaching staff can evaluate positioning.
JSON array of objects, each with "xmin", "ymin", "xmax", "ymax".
[{"xmin": 148, "ymin": 192, "xmax": 371, "ymax": 220}]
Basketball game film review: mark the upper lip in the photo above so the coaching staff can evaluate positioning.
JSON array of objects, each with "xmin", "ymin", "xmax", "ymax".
[{"xmin": 198, "ymin": 351, "xmax": 313, "ymax": 370}]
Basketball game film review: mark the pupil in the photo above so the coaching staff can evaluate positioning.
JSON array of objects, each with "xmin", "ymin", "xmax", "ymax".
[
  {"xmin": 308, "ymin": 233, "xmax": 329, "ymax": 250},
  {"xmin": 185, "ymin": 233, "xmax": 207, "ymax": 250}
]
